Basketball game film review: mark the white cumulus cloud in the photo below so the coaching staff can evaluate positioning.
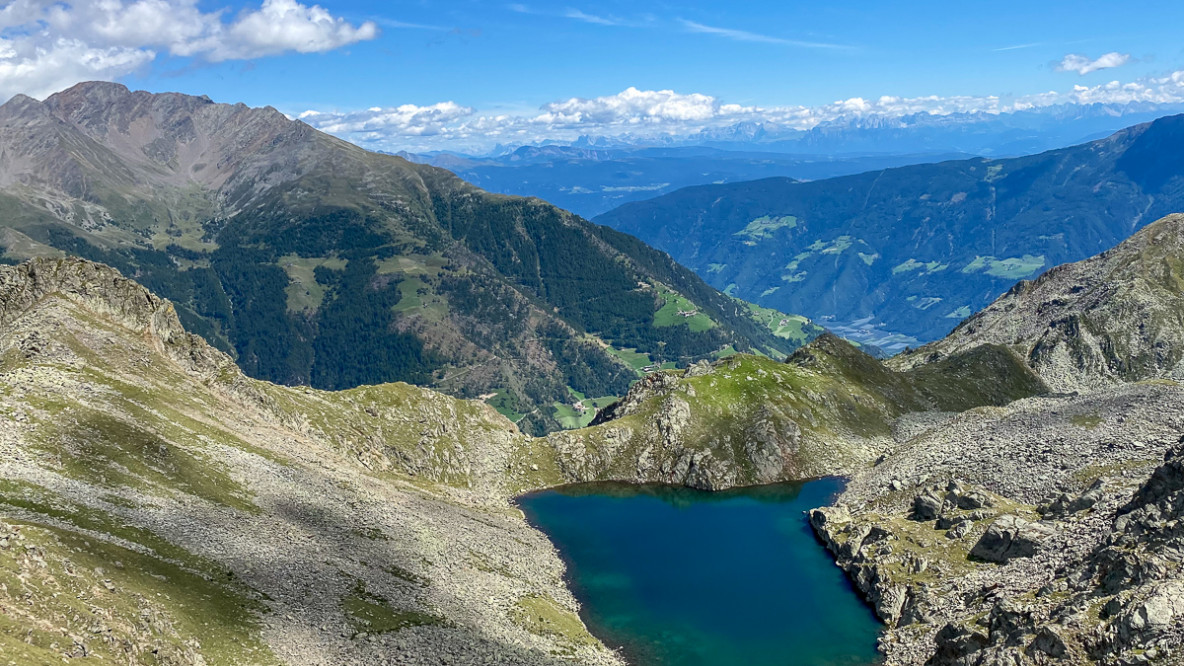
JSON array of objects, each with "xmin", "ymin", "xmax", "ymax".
[
  {"xmin": 0, "ymin": 38, "xmax": 155, "ymax": 100},
  {"xmin": 1056, "ymin": 52, "xmax": 1132, "ymax": 75},
  {"xmin": 533, "ymin": 87, "xmax": 752, "ymax": 126},
  {"xmin": 299, "ymin": 68, "xmax": 1184, "ymax": 153},
  {"xmin": 0, "ymin": 0, "xmax": 378, "ymax": 101},
  {"xmin": 205, "ymin": 0, "xmax": 379, "ymax": 61},
  {"xmin": 299, "ymin": 101, "xmax": 475, "ymax": 136}
]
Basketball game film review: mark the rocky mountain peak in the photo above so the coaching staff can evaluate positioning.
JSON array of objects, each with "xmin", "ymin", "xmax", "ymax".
[
  {"xmin": 0, "ymin": 93, "xmax": 55, "ymax": 127},
  {"xmin": 43, "ymin": 80, "xmax": 135, "ymax": 111},
  {"xmin": 0, "ymin": 80, "xmax": 316, "ymax": 200},
  {"xmin": 0, "ymin": 257, "xmax": 231, "ymax": 376}
]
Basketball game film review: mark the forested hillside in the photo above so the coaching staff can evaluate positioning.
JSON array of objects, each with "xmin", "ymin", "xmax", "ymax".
[{"xmin": 0, "ymin": 82, "xmax": 817, "ymax": 434}]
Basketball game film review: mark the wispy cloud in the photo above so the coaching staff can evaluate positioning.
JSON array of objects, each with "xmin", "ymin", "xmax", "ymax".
[
  {"xmin": 371, "ymin": 17, "xmax": 449, "ymax": 31},
  {"xmin": 510, "ymin": 5, "xmax": 637, "ymax": 27},
  {"xmin": 678, "ymin": 19, "xmax": 849, "ymax": 50},
  {"xmin": 563, "ymin": 9, "xmax": 617, "ymax": 26},
  {"xmin": 993, "ymin": 42, "xmax": 1042, "ymax": 52},
  {"xmin": 1056, "ymin": 52, "xmax": 1132, "ymax": 75}
]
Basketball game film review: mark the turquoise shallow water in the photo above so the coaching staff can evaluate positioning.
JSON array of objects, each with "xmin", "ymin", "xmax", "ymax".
[{"xmin": 518, "ymin": 478, "xmax": 882, "ymax": 666}]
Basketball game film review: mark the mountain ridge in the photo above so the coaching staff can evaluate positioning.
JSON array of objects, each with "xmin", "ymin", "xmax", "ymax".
[
  {"xmin": 0, "ymin": 81, "xmax": 815, "ymax": 435},
  {"xmin": 892, "ymin": 213, "xmax": 1184, "ymax": 391}
]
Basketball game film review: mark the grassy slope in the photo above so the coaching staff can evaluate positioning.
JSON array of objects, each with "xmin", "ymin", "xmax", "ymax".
[
  {"xmin": 532, "ymin": 334, "xmax": 1047, "ymax": 489},
  {"xmin": 0, "ymin": 262, "xmax": 607, "ymax": 663}
]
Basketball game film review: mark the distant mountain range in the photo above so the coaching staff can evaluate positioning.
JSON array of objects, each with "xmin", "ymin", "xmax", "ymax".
[
  {"xmin": 684, "ymin": 103, "xmax": 1181, "ymax": 156},
  {"xmin": 397, "ymin": 146, "xmax": 974, "ymax": 218},
  {"xmin": 594, "ymin": 113, "xmax": 1184, "ymax": 351},
  {"xmin": 0, "ymin": 82, "xmax": 813, "ymax": 435},
  {"xmin": 395, "ymin": 103, "xmax": 1180, "ymax": 219}
]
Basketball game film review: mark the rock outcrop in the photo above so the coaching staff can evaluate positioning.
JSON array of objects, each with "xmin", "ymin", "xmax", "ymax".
[
  {"xmin": 969, "ymin": 516, "xmax": 1055, "ymax": 563},
  {"xmin": 894, "ymin": 213, "xmax": 1184, "ymax": 392},
  {"xmin": 551, "ymin": 333, "xmax": 1045, "ymax": 490}
]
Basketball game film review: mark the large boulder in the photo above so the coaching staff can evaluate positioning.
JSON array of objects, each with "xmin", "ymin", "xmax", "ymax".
[
  {"xmin": 912, "ymin": 491, "xmax": 946, "ymax": 521},
  {"xmin": 970, "ymin": 516, "xmax": 1055, "ymax": 563}
]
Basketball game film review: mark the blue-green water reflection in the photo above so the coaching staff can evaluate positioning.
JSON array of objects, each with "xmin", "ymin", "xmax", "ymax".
[{"xmin": 518, "ymin": 478, "xmax": 882, "ymax": 666}]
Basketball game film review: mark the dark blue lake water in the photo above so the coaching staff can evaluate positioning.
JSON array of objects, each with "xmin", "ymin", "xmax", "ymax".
[{"xmin": 518, "ymin": 478, "xmax": 882, "ymax": 666}]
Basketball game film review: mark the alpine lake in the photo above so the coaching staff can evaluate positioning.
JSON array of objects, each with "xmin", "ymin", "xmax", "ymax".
[{"xmin": 518, "ymin": 477, "xmax": 883, "ymax": 666}]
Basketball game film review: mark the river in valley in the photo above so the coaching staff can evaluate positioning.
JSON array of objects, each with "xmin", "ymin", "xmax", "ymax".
[{"xmin": 518, "ymin": 477, "xmax": 882, "ymax": 666}]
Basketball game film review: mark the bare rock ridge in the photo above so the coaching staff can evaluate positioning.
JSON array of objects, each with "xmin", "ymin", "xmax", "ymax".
[
  {"xmin": 0, "ymin": 80, "xmax": 303, "ymax": 199},
  {"xmin": 895, "ymin": 213, "xmax": 1184, "ymax": 392},
  {"xmin": 0, "ymin": 256, "xmax": 228, "ymax": 374}
]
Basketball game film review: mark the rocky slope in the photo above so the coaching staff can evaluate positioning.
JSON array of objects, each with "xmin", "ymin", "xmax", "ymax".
[
  {"xmin": 0, "ymin": 256, "xmax": 619, "ymax": 665},
  {"xmin": 806, "ymin": 213, "xmax": 1184, "ymax": 665},
  {"xmin": 894, "ymin": 213, "xmax": 1184, "ymax": 392},
  {"xmin": 811, "ymin": 387, "xmax": 1184, "ymax": 665},
  {"xmin": 0, "ymin": 81, "xmax": 812, "ymax": 435},
  {"xmin": 595, "ymin": 114, "xmax": 1184, "ymax": 350}
]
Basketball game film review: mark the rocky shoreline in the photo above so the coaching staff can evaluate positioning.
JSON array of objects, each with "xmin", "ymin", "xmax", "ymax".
[{"xmin": 810, "ymin": 386, "xmax": 1184, "ymax": 664}]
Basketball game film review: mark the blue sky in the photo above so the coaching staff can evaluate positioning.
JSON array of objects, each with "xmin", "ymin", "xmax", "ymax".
[{"xmin": 3, "ymin": 0, "xmax": 1184, "ymax": 150}]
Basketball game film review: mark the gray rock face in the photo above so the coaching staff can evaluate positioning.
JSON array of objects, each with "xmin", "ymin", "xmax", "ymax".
[
  {"xmin": 945, "ymin": 519, "xmax": 973, "ymax": 540},
  {"xmin": 970, "ymin": 516, "xmax": 1055, "ymax": 563},
  {"xmin": 912, "ymin": 492, "xmax": 945, "ymax": 521},
  {"xmin": 1042, "ymin": 478, "xmax": 1105, "ymax": 517},
  {"xmin": 811, "ymin": 385, "xmax": 1184, "ymax": 665},
  {"xmin": 1029, "ymin": 626, "xmax": 1068, "ymax": 658},
  {"xmin": 0, "ymin": 257, "xmax": 232, "ymax": 378}
]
